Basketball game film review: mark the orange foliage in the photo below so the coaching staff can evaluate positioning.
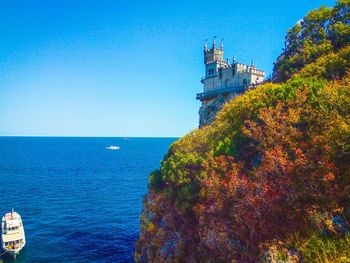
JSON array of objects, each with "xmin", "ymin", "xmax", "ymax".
[{"xmin": 195, "ymin": 91, "xmax": 343, "ymax": 259}]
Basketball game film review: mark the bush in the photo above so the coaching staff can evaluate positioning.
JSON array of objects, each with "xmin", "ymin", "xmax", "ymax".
[
  {"xmin": 273, "ymin": 1, "xmax": 350, "ymax": 82},
  {"xmin": 148, "ymin": 170, "xmax": 163, "ymax": 191}
]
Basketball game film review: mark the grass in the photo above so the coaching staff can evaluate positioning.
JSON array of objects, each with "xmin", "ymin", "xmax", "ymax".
[{"xmin": 299, "ymin": 233, "xmax": 350, "ymax": 263}]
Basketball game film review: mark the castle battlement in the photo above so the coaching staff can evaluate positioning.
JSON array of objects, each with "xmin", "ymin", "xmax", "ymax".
[{"xmin": 245, "ymin": 68, "xmax": 265, "ymax": 75}]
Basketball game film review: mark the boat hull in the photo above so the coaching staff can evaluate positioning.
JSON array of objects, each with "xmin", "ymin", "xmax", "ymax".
[{"xmin": 2, "ymin": 242, "xmax": 25, "ymax": 258}]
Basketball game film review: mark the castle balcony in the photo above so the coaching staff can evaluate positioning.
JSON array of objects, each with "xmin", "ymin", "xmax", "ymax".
[
  {"xmin": 196, "ymin": 85, "xmax": 247, "ymax": 101},
  {"xmin": 201, "ymin": 74, "xmax": 217, "ymax": 83}
]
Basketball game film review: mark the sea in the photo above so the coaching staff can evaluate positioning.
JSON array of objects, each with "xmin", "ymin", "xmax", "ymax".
[{"xmin": 0, "ymin": 137, "xmax": 177, "ymax": 263}]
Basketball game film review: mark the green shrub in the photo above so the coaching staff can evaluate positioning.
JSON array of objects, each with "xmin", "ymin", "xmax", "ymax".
[{"xmin": 149, "ymin": 169, "xmax": 163, "ymax": 191}]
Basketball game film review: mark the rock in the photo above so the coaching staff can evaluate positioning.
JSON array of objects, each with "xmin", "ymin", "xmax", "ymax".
[
  {"xmin": 332, "ymin": 215, "xmax": 349, "ymax": 234},
  {"xmin": 198, "ymin": 94, "xmax": 235, "ymax": 127}
]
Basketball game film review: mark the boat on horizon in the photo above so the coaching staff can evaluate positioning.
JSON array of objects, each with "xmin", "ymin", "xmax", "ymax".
[
  {"xmin": 1, "ymin": 209, "xmax": 26, "ymax": 258},
  {"xmin": 106, "ymin": 145, "xmax": 120, "ymax": 150}
]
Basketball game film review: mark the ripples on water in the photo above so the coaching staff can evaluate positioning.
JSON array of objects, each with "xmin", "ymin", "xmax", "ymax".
[{"xmin": 0, "ymin": 137, "xmax": 176, "ymax": 262}]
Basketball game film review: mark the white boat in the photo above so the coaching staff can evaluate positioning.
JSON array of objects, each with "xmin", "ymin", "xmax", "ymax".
[
  {"xmin": 1, "ymin": 209, "xmax": 26, "ymax": 258},
  {"xmin": 106, "ymin": 145, "xmax": 120, "ymax": 150}
]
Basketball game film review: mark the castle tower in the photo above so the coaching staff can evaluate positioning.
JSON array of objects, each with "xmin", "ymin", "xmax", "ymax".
[
  {"xmin": 197, "ymin": 38, "xmax": 265, "ymax": 127},
  {"xmin": 204, "ymin": 37, "xmax": 224, "ymax": 64},
  {"xmin": 203, "ymin": 38, "xmax": 225, "ymax": 83}
]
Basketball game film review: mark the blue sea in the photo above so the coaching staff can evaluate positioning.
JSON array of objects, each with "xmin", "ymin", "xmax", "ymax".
[{"xmin": 0, "ymin": 137, "xmax": 176, "ymax": 263}]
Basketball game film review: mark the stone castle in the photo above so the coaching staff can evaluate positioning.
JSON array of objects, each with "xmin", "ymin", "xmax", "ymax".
[{"xmin": 197, "ymin": 37, "xmax": 265, "ymax": 127}]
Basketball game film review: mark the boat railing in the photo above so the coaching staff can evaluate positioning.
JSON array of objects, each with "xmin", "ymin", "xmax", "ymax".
[{"xmin": 4, "ymin": 240, "xmax": 24, "ymax": 250}]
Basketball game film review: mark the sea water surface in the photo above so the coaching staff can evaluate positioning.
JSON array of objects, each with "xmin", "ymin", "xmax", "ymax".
[{"xmin": 0, "ymin": 137, "xmax": 176, "ymax": 263}]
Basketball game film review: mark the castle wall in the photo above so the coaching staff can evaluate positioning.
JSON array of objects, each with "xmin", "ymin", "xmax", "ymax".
[
  {"xmin": 202, "ymin": 64, "xmax": 264, "ymax": 92},
  {"xmin": 203, "ymin": 76, "xmax": 219, "ymax": 92},
  {"xmin": 248, "ymin": 72, "xmax": 263, "ymax": 85}
]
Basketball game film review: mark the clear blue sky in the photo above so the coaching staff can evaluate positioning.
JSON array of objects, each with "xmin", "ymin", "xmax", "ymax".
[{"xmin": 0, "ymin": 0, "xmax": 335, "ymax": 137}]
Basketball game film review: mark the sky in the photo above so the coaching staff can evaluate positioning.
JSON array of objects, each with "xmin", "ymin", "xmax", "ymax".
[{"xmin": 0, "ymin": 0, "xmax": 335, "ymax": 137}]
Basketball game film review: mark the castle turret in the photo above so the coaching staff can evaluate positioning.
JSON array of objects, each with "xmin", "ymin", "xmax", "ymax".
[
  {"xmin": 251, "ymin": 59, "xmax": 255, "ymax": 68},
  {"xmin": 204, "ymin": 36, "xmax": 224, "ymax": 64}
]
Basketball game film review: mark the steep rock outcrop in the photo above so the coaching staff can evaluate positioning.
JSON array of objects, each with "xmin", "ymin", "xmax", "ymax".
[
  {"xmin": 135, "ymin": 2, "xmax": 350, "ymax": 262},
  {"xmin": 198, "ymin": 94, "xmax": 234, "ymax": 127}
]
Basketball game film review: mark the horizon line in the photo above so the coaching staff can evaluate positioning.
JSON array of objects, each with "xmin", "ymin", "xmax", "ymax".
[{"xmin": 0, "ymin": 135, "xmax": 180, "ymax": 138}]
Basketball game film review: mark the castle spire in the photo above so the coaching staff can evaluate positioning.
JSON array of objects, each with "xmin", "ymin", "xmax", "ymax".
[
  {"xmin": 232, "ymin": 56, "xmax": 236, "ymax": 64},
  {"xmin": 251, "ymin": 59, "xmax": 255, "ymax": 67},
  {"xmin": 220, "ymin": 39, "xmax": 224, "ymax": 51},
  {"xmin": 212, "ymin": 36, "xmax": 216, "ymax": 49},
  {"xmin": 204, "ymin": 39, "xmax": 208, "ymax": 51}
]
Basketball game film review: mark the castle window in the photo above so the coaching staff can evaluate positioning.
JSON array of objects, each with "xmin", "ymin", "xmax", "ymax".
[{"xmin": 243, "ymin": 79, "xmax": 248, "ymax": 87}]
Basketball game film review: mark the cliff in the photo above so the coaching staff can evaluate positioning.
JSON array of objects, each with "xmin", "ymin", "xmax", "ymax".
[
  {"xmin": 198, "ymin": 94, "xmax": 235, "ymax": 127},
  {"xmin": 135, "ymin": 1, "xmax": 350, "ymax": 262}
]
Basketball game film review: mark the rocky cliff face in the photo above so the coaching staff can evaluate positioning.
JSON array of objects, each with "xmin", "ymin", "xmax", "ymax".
[
  {"xmin": 134, "ymin": 191, "xmax": 243, "ymax": 262},
  {"xmin": 135, "ymin": 2, "xmax": 350, "ymax": 261},
  {"xmin": 198, "ymin": 94, "xmax": 235, "ymax": 127},
  {"xmin": 134, "ymin": 192, "xmax": 188, "ymax": 262}
]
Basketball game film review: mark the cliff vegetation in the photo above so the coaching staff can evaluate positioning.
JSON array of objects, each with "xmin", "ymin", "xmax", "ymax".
[{"xmin": 136, "ymin": 1, "xmax": 350, "ymax": 262}]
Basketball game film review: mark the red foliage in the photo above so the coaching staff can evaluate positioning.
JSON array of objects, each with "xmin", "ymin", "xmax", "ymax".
[{"xmin": 195, "ymin": 100, "xmax": 341, "ymax": 258}]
